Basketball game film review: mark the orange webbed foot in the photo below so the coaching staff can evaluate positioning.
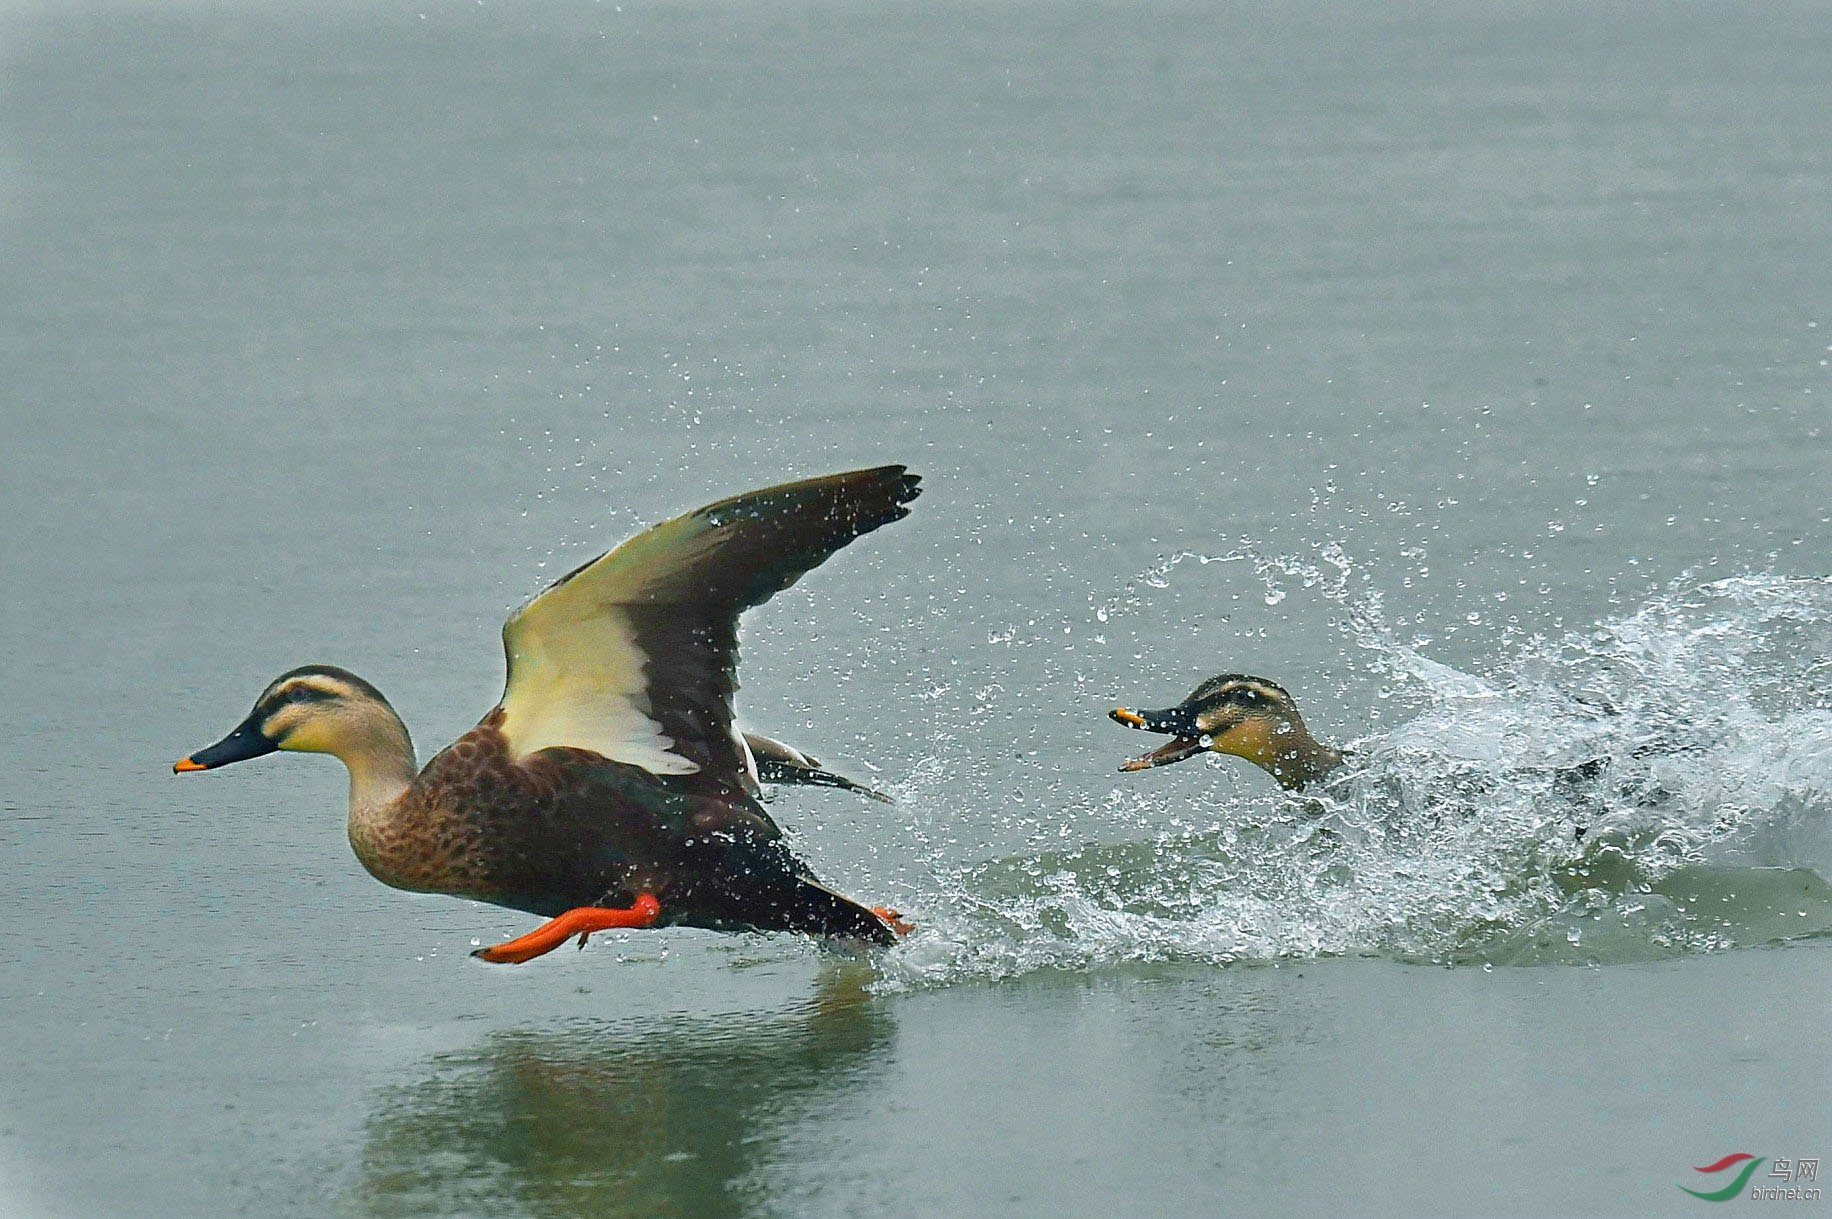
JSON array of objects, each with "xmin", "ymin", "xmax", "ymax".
[
  {"xmin": 870, "ymin": 905, "xmax": 915, "ymax": 937},
  {"xmin": 473, "ymin": 894, "xmax": 662, "ymax": 965}
]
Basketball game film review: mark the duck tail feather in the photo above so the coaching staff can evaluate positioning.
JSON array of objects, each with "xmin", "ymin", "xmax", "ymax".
[
  {"xmin": 757, "ymin": 758, "xmax": 895, "ymax": 803},
  {"xmin": 786, "ymin": 879, "xmax": 898, "ymax": 946}
]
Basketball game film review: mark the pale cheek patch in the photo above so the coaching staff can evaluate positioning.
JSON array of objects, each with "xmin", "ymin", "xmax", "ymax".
[
  {"xmin": 265, "ymin": 705, "xmax": 306, "ymax": 742},
  {"xmin": 1214, "ymin": 719, "xmax": 1279, "ymax": 765},
  {"xmin": 272, "ymin": 701, "xmax": 369, "ymax": 755}
]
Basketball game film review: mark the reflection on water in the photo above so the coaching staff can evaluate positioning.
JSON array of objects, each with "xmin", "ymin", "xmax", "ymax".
[{"xmin": 351, "ymin": 967, "xmax": 891, "ymax": 1218}]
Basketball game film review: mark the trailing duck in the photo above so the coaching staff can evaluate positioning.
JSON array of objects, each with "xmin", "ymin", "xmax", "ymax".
[{"xmin": 1109, "ymin": 673, "xmax": 1345, "ymax": 791}]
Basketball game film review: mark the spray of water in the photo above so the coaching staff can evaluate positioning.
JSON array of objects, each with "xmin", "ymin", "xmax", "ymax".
[{"xmin": 874, "ymin": 563, "xmax": 1832, "ymax": 988}]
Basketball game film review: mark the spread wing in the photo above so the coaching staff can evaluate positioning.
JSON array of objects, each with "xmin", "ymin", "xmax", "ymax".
[{"xmin": 496, "ymin": 466, "xmax": 921, "ymax": 784}]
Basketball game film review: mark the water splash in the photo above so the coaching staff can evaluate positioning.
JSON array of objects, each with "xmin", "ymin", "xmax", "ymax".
[{"xmin": 877, "ymin": 572, "xmax": 1832, "ymax": 988}]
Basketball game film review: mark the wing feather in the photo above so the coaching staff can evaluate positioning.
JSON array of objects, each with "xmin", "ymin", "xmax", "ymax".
[{"xmin": 496, "ymin": 466, "xmax": 920, "ymax": 781}]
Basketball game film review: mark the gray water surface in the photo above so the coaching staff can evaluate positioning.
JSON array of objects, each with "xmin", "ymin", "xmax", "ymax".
[{"xmin": 2, "ymin": 2, "xmax": 1828, "ymax": 1216}]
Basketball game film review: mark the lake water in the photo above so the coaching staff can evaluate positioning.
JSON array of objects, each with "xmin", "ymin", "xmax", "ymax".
[{"xmin": 1, "ymin": 1, "xmax": 1828, "ymax": 1215}]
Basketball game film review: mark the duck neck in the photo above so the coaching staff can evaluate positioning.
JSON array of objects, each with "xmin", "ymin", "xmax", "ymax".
[
  {"xmin": 1265, "ymin": 734, "xmax": 1345, "ymax": 791},
  {"xmin": 336, "ymin": 710, "xmax": 418, "ymax": 835}
]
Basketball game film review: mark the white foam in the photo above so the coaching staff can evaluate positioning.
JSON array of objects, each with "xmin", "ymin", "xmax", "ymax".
[{"xmin": 875, "ymin": 571, "xmax": 1832, "ymax": 989}]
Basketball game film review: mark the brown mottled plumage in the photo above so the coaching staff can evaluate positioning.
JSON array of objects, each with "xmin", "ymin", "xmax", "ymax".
[{"xmin": 176, "ymin": 467, "xmax": 920, "ymax": 960}]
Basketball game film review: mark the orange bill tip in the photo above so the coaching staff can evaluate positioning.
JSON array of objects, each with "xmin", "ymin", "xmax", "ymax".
[
  {"xmin": 1110, "ymin": 707, "xmax": 1146, "ymax": 728},
  {"xmin": 173, "ymin": 757, "xmax": 207, "ymax": 773}
]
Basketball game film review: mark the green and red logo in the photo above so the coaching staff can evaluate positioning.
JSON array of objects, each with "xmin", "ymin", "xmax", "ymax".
[{"xmin": 1681, "ymin": 1154, "xmax": 1765, "ymax": 1202}]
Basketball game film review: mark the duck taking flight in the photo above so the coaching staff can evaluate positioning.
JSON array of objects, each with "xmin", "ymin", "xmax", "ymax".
[
  {"xmin": 175, "ymin": 467, "xmax": 919, "ymax": 963},
  {"xmin": 1109, "ymin": 674, "xmax": 1345, "ymax": 790}
]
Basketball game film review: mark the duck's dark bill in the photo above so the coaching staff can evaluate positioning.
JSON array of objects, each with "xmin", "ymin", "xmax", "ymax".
[
  {"xmin": 1109, "ymin": 705, "xmax": 1196, "ymax": 735},
  {"xmin": 1119, "ymin": 736, "xmax": 1205, "ymax": 772},
  {"xmin": 173, "ymin": 717, "xmax": 277, "ymax": 773}
]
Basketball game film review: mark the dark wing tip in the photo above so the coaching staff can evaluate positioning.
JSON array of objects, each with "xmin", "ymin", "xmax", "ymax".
[
  {"xmin": 838, "ymin": 464, "xmax": 921, "ymax": 517},
  {"xmin": 844, "ymin": 463, "xmax": 919, "ymax": 495},
  {"xmin": 786, "ymin": 464, "xmax": 921, "ymax": 545},
  {"xmin": 884, "ymin": 474, "xmax": 920, "ymax": 527}
]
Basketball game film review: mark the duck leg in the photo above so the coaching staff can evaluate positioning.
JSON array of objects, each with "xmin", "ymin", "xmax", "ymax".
[
  {"xmin": 870, "ymin": 905, "xmax": 914, "ymax": 936},
  {"xmin": 472, "ymin": 894, "xmax": 662, "ymax": 964}
]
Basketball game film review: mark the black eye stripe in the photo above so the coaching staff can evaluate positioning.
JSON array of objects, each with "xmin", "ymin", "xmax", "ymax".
[{"xmin": 271, "ymin": 684, "xmax": 335, "ymax": 706}]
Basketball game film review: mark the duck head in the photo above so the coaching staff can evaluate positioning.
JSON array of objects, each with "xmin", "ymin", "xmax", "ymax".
[
  {"xmin": 174, "ymin": 664, "xmax": 414, "ymax": 779},
  {"xmin": 1108, "ymin": 673, "xmax": 1343, "ymax": 790}
]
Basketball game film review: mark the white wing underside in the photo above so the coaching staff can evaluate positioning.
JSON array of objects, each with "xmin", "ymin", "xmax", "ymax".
[
  {"xmin": 495, "ymin": 508, "xmax": 723, "ymax": 772},
  {"xmin": 492, "ymin": 466, "xmax": 917, "ymax": 779},
  {"xmin": 496, "ymin": 604, "xmax": 699, "ymax": 773}
]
